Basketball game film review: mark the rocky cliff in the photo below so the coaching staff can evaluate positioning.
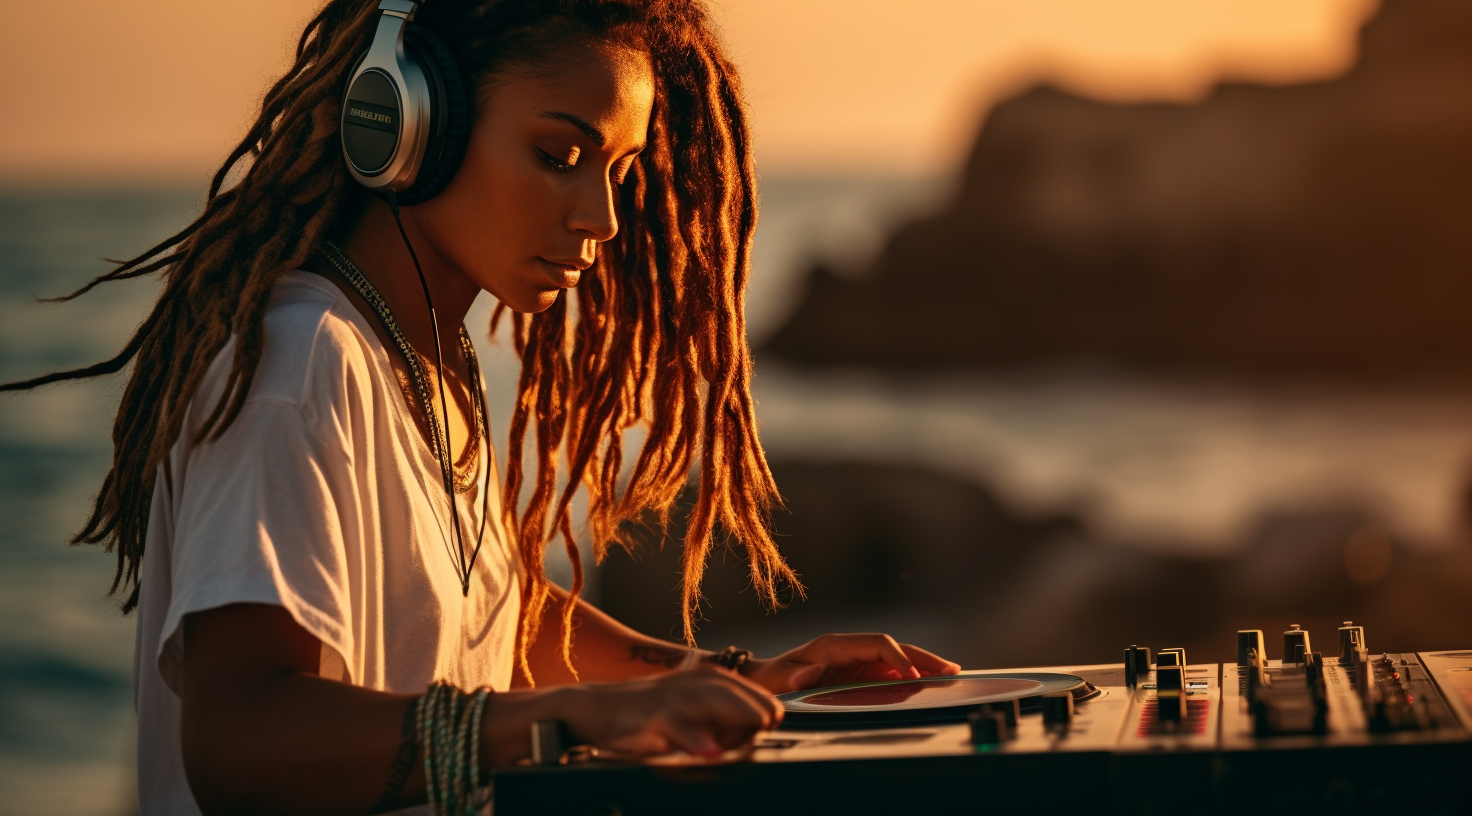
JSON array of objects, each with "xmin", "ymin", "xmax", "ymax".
[{"xmin": 761, "ymin": 0, "xmax": 1472, "ymax": 379}]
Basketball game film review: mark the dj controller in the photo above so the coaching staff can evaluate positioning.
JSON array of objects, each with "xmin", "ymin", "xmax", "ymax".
[{"xmin": 493, "ymin": 622, "xmax": 1472, "ymax": 815}]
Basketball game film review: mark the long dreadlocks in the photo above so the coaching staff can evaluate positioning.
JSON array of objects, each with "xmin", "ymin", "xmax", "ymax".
[{"xmin": 1, "ymin": 0, "xmax": 801, "ymax": 684}]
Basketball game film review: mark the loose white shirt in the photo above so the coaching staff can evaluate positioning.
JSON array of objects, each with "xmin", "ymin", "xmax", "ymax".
[{"xmin": 132, "ymin": 270, "xmax": 520, "ymax": 814}]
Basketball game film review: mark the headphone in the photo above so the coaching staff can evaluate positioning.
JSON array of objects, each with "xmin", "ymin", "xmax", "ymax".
[
  {"xmin": 340, "ymin": 0, "xmax": 471, "ymax": 205},
  {"xmin": 339, "ymin": 0, "xmax": 488, "ymax": 593}
]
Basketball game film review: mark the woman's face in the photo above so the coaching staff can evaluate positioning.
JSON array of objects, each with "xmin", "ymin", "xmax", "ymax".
[{"xmin": 414, "ymin": 40, "xmax": 655, "ymax": 313}]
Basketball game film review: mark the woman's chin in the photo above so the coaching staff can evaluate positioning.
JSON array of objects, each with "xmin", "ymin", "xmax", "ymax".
[{"xmin": 500, "ymin": 287, "xmax": 565, "ymax": 314}]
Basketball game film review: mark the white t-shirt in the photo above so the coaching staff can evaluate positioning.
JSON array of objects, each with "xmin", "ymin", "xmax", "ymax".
[{"xmin": 132, "ymin": 271, "xmax": 521, "ymax": 815}]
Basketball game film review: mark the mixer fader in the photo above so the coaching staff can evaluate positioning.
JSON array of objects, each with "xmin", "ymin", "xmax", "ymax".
[{"xmin": 493, "ymin": 621, "xmax": 1472, "ymax": 815}]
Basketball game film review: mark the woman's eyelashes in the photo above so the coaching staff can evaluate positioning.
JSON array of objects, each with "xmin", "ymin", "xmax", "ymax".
[
  {"xmin": 536, "ymin": 145, "xmax": 639, "ymax": 185},
  {"xmin": 536, "ymin": 146, "xmax": 579, "ymax": 173},
  {"xmin": 613, "ymin": 155, "xmax": 638, "ymax": 185}
]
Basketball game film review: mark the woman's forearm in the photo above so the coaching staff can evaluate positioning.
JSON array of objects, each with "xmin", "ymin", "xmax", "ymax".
[
  {"xmin": 516, "ymin": 585, "xmax": 711, "ymax": 686},
  {"xmin": 180, "ymin": 603, "xmax": 572, "ymax": 815}
]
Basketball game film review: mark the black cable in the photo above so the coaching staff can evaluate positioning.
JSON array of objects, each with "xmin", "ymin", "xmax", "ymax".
[{"xmin": 383, "ymin": 189, "xmax": 481, "ymax": 595}]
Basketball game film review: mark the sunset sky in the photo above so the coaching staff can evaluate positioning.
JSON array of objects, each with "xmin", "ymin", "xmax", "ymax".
[{"xmin": 0, "ymin": 0, "xmax": 1378, "ymax": 183}]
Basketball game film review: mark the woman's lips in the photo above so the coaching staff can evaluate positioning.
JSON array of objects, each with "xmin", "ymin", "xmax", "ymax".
[{"xmin": 536, "ymin": 257, "xmax": 588, "ymax": 288}]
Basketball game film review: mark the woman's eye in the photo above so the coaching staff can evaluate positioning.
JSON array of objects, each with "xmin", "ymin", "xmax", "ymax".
[{"xmin": 536, "ymin": 147, "xmax": 577, "ymax": 173}]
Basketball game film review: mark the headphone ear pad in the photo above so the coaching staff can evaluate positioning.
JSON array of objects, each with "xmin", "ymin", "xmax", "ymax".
[{"xmin": 397, "ymin": 28, "xmax": 472, "ymax": 206}]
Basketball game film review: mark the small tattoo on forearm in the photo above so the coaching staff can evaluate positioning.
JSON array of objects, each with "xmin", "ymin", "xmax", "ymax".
[{"xmin": 630, "ymin": 644, "xmax": 686, "ymax": 668}]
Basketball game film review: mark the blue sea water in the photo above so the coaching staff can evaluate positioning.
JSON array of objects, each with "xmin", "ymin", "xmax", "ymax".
[{"xmin": 0, "ymin": 188, "xmax": 198, "ymax": 815}]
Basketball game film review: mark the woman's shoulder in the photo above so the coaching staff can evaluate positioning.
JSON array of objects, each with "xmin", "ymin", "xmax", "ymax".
[{"xmin": 200, "ymin": 270, "xmax": 384, "ymax": 415}]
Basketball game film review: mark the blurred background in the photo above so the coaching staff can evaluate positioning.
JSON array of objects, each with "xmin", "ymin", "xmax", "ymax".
[{"xmin": 3, "ymin": 0, "xmax": 1471, "ymax": 813}]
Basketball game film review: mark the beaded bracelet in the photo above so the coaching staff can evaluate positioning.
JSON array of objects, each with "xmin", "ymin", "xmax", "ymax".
[
  {"xmin": 416, "ymin": 681, "xmax": 493, "ymax": 816},
  {"xmin": 372, "ymin": 700, "xmax": 422, "ymax": 812}
]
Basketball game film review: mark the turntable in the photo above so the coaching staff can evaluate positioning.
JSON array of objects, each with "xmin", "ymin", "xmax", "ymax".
[{"xmin": 492, "ymin": 621, "xmax": 1472, "ymax": 815}]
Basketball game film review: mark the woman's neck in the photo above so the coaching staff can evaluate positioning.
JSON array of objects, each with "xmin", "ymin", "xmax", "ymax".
[{"xmin": 339, "ymin": 197, "xmax": 481, "ymax": 356}]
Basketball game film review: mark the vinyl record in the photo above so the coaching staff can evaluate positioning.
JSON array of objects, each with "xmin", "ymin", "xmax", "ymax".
[{"xmin": 778, "ymin": 672, "xmax": 1097, "ymax": 730}]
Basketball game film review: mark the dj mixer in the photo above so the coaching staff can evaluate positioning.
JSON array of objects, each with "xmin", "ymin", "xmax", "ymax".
[{"xmin": 493, "ymin": 622, "xmax": 1472, "ymax": 815}]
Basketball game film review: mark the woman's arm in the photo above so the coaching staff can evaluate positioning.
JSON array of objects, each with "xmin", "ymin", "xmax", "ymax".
[
  {"xmin": 514, "ymin": 584, "xmax": 704, "ymax": 686},
  {"xmin": 180, "ymin": 602, "xmax": 778, "ymax": 816},
  {"xmin": 517, "ymin": 586, "xmax": 963, "ymax": 693}
]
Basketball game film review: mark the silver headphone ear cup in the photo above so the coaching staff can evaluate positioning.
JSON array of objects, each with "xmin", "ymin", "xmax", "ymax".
[
  {"xmin": 339, "ymin": 7, "xmax": 433, "ymax": 194},
  {"xmin": 341, "ymin": 51, "xmax": 400, "ymax": 175},
  {"xmin": 396, "ymin": 28, "xmax": 470, "ymax": 206}
]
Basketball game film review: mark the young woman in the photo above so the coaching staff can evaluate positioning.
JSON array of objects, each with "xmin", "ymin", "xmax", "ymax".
[{"xmin": 6, "ymin": 1, "xmax": 958, "ymax": 813}]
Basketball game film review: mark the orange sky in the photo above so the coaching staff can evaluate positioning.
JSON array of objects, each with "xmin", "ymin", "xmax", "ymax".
[{"xmin": 0, "ymin": 0, "xmax": 1377, "ymax": 183}]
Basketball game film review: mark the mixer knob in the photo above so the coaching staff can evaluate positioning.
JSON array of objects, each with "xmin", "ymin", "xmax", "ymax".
[
  {"xmin": 980, "ymin": 699, "xmax": 1020, "ymax": 728},
  {"xmin": 1041, "ymin": 692, "xmax": 1074, "ymax": 731},
  {"xmin": 1282, "ymin": 624, "xmax": 1311, "ymax": 664},
  {"xmin": 1124, "ymin": 646, "xmax": 1149, "ymax": 687},
  {"xmin": 1157, "ymin": 648, "xmax": 1186, "ymax": 669},
  {"xmin": 1304, "ymin": 652, "xmax": 1324, "ymax": 689},
  {"xmin": 1156, "ymin": 665, "xmax": 1188, "ymax": 724},
  {"xmin": 1353, "ymin": 647, "xmax": 1371, "ymax": 697},
  {"xmin": 1237, "ymin": 630, "xmax": 1266, "ymax": 667},
  {"xmin": 1158, "ymin": 691, "xmax": 1188, "ymax": 722},
  {"xmin": 968, "ymin": 709, "xmax": 1009, "ymax": 746},
  {"xmin": 1338, "ymin": 622, "xmax": 1365, "ymax": 663},
  {"xmin": 1245, "ymin": 654, "xmax": 1267, "ymax": 704},
  {"xmin": 1156, "ymin": 664, "xmax": 1185, "ymax": 692}
]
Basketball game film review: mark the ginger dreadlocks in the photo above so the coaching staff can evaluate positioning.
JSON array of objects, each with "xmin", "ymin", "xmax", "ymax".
[{"xmin": 1, "ymin": 0, "xmax": 800, "ymax": 684}]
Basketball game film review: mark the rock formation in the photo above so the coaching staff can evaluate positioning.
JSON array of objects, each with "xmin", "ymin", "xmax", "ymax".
[
  {"xmin": 597, "ymin": 461, "xmax": 1472, "ymax": 668},
  {"xmin": 761, "ymin": 0, "xmax": 1472, "ymax": 379}
]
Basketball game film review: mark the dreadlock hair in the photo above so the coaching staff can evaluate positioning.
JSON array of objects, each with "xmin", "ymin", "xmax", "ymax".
[{"xmin": 1, "ymin": 0, "xmax": 801, "ymax": 685}]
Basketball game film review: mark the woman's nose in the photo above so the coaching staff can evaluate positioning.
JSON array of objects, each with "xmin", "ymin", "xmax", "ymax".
[{"xmin": 567, "ymin": 176, "xmax": 619, "ymax": 242}]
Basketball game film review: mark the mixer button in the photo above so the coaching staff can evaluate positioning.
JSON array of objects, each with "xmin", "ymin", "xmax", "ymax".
[
  {"xmin": 1157, "ymin": 648, "xmax": 1186, "ymax": 669},
  {"xmin": 1283, "ymin": 624, "xmax": 1311, "ymax": 664}
]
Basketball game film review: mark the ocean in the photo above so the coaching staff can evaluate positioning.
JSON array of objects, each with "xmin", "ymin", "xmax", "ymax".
[{"xmin": 4, "ymin": 177, "xmax": 1472, "ymax": 814}]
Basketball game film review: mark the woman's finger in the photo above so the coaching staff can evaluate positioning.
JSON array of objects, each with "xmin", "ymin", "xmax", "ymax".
[
  {"xmin": 782, "ymin": 662, "xmax": 826, "ymax": 692},
  {"xmin": 719, "ymin": 668, "xmax": 785, "ymax": 725},
  {"xmin": 831, "ymin": 634, "xmax": 919, "ymax": 679},
  {"xmin": 653, "ymin": 713, "xmax": 722, "ymax": 757},
  {"xmin": 688, "ymin": 682, "xmax": 771, "ymax": 749},
  {"xmin": 900, "ymin": 643, "xmax": 962, "ymax": 675}
]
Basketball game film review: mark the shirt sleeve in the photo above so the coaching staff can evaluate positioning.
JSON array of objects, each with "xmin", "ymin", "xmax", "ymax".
[{"xmin": 156, "ymin": 395, "xmax": 361, "ymax": 690}]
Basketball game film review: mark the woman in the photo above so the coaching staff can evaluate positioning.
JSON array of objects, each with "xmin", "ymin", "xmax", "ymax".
[{"xmin": 5, "ymin": 1, "xmax": 958, "ymax": 813}]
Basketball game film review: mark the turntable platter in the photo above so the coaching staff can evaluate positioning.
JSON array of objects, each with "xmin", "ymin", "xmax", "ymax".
[{"xmin": 779, "ymin": 672, "xmax": 1096, "ymax": 729}]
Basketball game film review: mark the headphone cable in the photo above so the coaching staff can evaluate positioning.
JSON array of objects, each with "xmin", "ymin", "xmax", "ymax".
[{"xmin": 383, "ymin": 189, "xmax": 477, "ymax": 595}]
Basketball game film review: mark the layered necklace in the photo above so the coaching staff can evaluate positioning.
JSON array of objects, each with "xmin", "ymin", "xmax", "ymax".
[{"xmin": 317, "ymin": 239, "xmax": 491, "ymax": 594}]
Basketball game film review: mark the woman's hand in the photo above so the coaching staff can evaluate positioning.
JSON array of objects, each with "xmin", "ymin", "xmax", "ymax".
[
  {"xmin": 741, "ymin": 633, "xmax": 962, "ymax": 694},
  {"xmin": 558, "ymin": 666, "xmax": 782, "ymax": 757}
]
